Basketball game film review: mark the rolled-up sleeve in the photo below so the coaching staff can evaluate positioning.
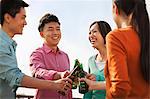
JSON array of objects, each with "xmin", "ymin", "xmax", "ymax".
[
  {"xmin": 106, "ymin": 33, "xmax": 131, "ymax": 98},
  {"xmin": 30, "ymin": 51, "xmax": 57, "ymax": 80},
  {"xmin": 0, "ymin": 51, "xmax": 24, "ymax": 92}
]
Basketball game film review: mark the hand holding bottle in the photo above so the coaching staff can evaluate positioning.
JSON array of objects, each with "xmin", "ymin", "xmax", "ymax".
[
  {"xmin": 79, "ymin": 77, "xmax": 94, "ymax": 90},
  {"xmin": 57, "ymin": 76, "xmax": 72, "ymax": 95}
]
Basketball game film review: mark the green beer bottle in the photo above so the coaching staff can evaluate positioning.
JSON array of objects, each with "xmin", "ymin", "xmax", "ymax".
[
  {"xmin": 71, "ymin": 59, "xmax": 80, "ymax": 89},
  {"xmin": 78, "ymin": 64, "xmax": 89, "ymax": 94}
]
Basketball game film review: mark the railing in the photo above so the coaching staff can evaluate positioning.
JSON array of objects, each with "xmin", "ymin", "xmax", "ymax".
[
  {"xmin": 16, "ymin": 87, "xmax": 83, "ymax": 99},
  {"xmin": 16, "ymin": 94, "xmax": 34, "ymax": 99},
  {"xmin": 16, "ymin": 94, "xmax": 82, "ymax": 99}
]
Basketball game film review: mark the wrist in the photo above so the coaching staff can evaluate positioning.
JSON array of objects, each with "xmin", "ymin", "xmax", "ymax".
[
  {"xmin": 49, "ymin": 80, "xmax": 59, "ymax": 91},
  {"xmin": 53, "ymin": 72, "xmax": 61, "ymax": 80}
]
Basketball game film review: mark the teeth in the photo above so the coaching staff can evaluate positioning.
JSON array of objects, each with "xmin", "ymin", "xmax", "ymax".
[
  {"xmin": 52, "ymin": 37, "xmax": 58, "ymax": 40},
  {"xmin": 91, "ymin": 41, "xmax": 95, "ymax": 44},
  {"xmin": 91, "ymin": 40, "xmax": 95, "ymax": 41},
  {"xmin": 90, "ymin": 38, "xmax": 96, "ymax": 40},
  {"xmin": 90, "ymin": 40, "xmax": 96, "ymax": 42}
]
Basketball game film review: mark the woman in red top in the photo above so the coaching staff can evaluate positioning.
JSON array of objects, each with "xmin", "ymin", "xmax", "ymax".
[{"xmin": 105, "ymin": 0, "xmax": 150, "ymax": 98}]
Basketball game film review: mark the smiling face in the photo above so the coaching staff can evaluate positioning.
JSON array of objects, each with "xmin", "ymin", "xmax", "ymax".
[
  {"xmin": 40, "ymin": 22, "xmax": 61, "ymax": 48},
  {"xmin": 89, "ymin": 23, "xmax": 105, "ymax": 50}
]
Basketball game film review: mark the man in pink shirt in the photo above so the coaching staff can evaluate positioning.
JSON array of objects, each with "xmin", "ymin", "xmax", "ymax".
[{"xmin": 30, "ymin": 13, "xmax": 72, "ymax": 99}]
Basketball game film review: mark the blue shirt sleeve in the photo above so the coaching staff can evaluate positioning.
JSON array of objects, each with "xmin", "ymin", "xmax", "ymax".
[{"xmin": 0, "ymin": 46, "xmax": 24, "ymax": 92}]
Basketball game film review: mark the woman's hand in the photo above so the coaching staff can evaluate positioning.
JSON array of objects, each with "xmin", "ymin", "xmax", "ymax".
[
  {"xmin": 86, "ymin": 73, "xmax": 96, "ymax": 81},
  {"xmin": 79, "ymin": 78, "xmax": 95, "ymax": 90}
]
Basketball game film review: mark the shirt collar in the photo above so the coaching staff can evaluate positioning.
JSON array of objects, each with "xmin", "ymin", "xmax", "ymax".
[
  {"xmin": 0, "ymin": 28, "xmax": 17, "ymax": 48},
  {"xmin": 43, "ymin": 43, "xmax": 62, "ymax": 54}
]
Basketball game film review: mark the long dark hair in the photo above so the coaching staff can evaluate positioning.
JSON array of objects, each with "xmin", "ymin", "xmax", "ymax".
[{"xmin": 114, "ymin": 0, "xmax": 150, "ymax": 83}]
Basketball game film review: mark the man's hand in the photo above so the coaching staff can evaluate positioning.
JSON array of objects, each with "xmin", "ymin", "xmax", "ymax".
[
  {"xmin": 53, "ymin": 70, "xmax": 70, "ymax": 80},
  {"xmin": 60, "ymin": 70, "xmax": 70, "ymax": 78},
  {"xmin": 54, "ymin": 77, "xmax": 72, "ymax": 95}
]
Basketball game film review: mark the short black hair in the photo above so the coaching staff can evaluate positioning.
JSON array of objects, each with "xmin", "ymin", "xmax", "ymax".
[
  {"xmin": 38, "ymin": 13, "xmax": 60, "ymax": 32},
  {"xmin": 0, "ymin": 0, "xmax": 29, "ymax": 25}
]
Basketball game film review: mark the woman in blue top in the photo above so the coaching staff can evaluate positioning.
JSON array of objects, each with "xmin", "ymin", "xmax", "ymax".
[{"xmin": 83, "ymin": 21, "xmax": 111, "ymax": 99}]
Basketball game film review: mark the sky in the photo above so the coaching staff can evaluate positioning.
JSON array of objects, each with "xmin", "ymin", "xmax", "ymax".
[{"xmin": 14, "ymin": 0, "xmax": 150, "ymax": 98}]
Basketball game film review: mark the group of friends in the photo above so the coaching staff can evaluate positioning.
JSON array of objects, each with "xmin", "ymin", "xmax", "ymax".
[{"xmin": 0, "ymin": 0, "xmax": 149, "ymax": 99}]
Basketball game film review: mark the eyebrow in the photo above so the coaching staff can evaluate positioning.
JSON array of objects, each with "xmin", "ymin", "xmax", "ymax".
[
  {"xmin": 47, "ymin": 26, "xmax": 60, "ymax": 29},
  {"xmin": 50, "ymin": 26, "xmax": 60, "ymax": 28},
  {"xmin": 47, "ymin": 26, "xmax": 52, "ymax": 28},
  {"xmin": 56, "ymin": 26, "xmax": 60, "ymax": 28}
]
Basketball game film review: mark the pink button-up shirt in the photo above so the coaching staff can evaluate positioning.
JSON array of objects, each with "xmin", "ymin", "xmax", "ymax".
[{"xmin": 30, "ymin": 43, "xmax": 72, "ymax": 99}]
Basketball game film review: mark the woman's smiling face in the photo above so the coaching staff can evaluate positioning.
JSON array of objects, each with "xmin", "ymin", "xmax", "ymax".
[{"xmin": 89, "ymin": 23, "xmax": 105, "ymax": 49}]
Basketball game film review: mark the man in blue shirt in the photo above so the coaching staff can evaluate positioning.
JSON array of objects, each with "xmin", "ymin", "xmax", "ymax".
[{"xmin": 0, "ymin": 0, "xmax": 72, "ymax": 98}]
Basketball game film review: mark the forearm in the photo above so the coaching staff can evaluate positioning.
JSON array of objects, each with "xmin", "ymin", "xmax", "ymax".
[
  {"xmin": 91, "ymin": 81, "xmax": 106, "ymax": 90},
  {"xmin": 30, "ymin": 54, "xmax": 57, "ymax": 80},
  {"xmin": 21, "ymin": 75, "xmax": 57, "ymax": 90},
  {"xmin": 34, "ymin": 68, "xmax": 57, "ymax": 80}
]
